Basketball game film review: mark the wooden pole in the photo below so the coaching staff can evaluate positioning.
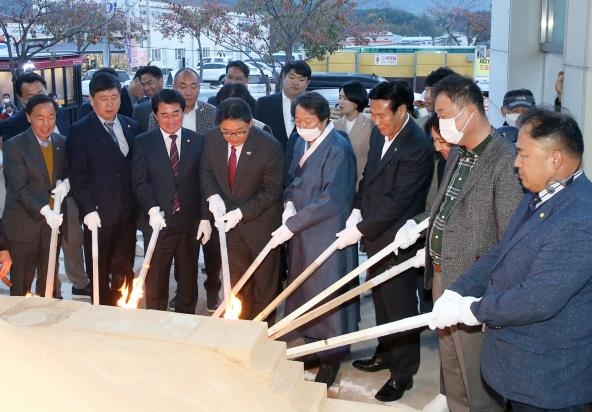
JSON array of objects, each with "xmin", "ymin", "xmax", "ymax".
[
  {"xmin": 270, "ymin": 249, "xmax": 425, "ymax": 339},
  {"xmin": 268, "ymin": 217, "xmax": 429, "ymax": 336},
  {"xmin": 44, "ymin": 192, "xmax": 65, "ymax": 299},
  {"xmin": 212, "ymin": 240, "xmax": 274, "ymax": 318},
  {"xmin": 91, "ymin": 227, "xmax": 100, "ymax": 305},
  {"xmin": 217, "ymin": 221, "xmax": 232, "ymax": 308},
  {"xmin": 286, "ymin": 313, "xmax": 432, "ymax": 359},
  {"xmin": 253, "ymin": 239, "xmax": 340, "ymax": 322}
]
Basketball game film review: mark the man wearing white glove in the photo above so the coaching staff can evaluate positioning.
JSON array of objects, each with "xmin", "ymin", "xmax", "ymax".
[
  {"xmin": 269, "ymin": 224, "xmax": 293, "ymax": 249},
  {"xmin": 40, "ymin": 205, "xmax": 64, "ymax": 230},
  {"xmin": 348, "ymin": 82, "xmax": 434, "ymax": 402},
  {"xmin": 2, "ymin": 94, "xmax": 67, "ymax": 297},
  {"xmin": 51, "ymin": 178, "xmax": 70, "ymax": 202},
  {"xmin": 281, "ymin": 201, "xmax": 297, "ymax": 224},
  {"xmin": 68, "ymin": 73, "xmax": 141, "ymax": 305},
  {"xmin": 200, "ymin": 98, "xmax": 283, "ymax": 320},
  {"xmin": 132, "ymin": 89, "xmax": 211, "ymax": 313}
]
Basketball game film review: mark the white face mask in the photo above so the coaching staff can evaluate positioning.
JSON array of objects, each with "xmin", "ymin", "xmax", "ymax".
[
  {"xmin": 2, "ymin": 98, "xmax": 9, "ymax": 104},
  {"xmin": 505, "ymin": 113, "xmax": 520, "ymax": 128},
  {"xmin": 297, "ymin": 123, "xmax": 323, "ymax": 142},
  {"xmin": 417, "ymin": 107, "xmax": 429, "ymax": 118},
  {"xmin": 439, "ymin": 107, "xmax": 473, "ymax": 145}
]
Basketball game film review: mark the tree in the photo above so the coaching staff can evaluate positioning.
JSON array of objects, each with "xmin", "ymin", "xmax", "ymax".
[
  {"xmin": 156, "ymin": 0, "xmax": 226, "ymax": 80},
  {"xmin": 0, "ymin": 0, "xmax": 143, "ymax": 77},
  {"xmin": 427, "ymin": 0, "xmax": 491, "ymax": 46}
]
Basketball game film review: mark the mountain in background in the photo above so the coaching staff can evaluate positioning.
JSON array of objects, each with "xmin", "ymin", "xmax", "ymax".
[{"xmin": 359, "ymin": 0, "xmax": 491, "ymax": 14}]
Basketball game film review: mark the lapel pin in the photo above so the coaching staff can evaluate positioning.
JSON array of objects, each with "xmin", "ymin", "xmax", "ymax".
[
  {"xmin": 539, "ymin": 212, "xmax": 545, "ymax": 218},
  {"xmin": 246, "ymin": 151, "xmax": 252, "ymax": 156},
  {"xmin": 186, "ymin": 139, "xmax": 190, "ymax": 143}
]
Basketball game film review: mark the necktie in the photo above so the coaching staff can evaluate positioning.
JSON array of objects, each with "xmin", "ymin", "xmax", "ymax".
[
  {"xmin": 228, "ymin": 145, "xmax": 237, "ymax": 190},
  {"xmin": 104, "ymin": 122, "xmax": 119, "ymax": 145},
  {"xmin": 170, "ymin": 134, "xmax": 180, "ymax": 212}
]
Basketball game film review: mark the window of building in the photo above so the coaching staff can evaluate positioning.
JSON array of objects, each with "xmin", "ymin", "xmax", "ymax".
[
  {"xmin": 541, "ymin": 0, "xmax": 566, "ymax": 54},
  {"xmin": 150, "ymin": 48, "xmax": 161, "ymax": 62},
  {"xmin": 175, "ymin": 48, "xmax": 185, "ymax": 60}
]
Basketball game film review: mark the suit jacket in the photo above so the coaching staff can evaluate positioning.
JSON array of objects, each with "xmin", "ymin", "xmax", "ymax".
[
  {"xmin": 355, "ymin": 119, "xmax": 434, "ymax": 264},
  {"xmin": 132, "ymin": 127, "xmax": 207, "ymax": 236},
  {"xmin": 2, "ymin": 108, "xmax": 70, "ymax": 142},
  {"xmin": 200, "ymin": 126, "xmax": 283, "ymax": 238},
  {"xmin": 334, "ymin": 113, "xmax": 373, "ymax": 187},
  {"xmin": 425, "ymin": 133, "xmax": 524, "ymax": 290},
  {"xmin": 253, "ymin": 93, "xmax": 291, "ymax": 153},
  {"xmin": 206, "ymin": 95, "xmax": 218, "ymax": 107},
  {"xmin": 450, "ymin": 175, "xmax": 592, "ymax": 409},
  {"xmin": 132, "ymin": 100, "xmax": 153, "ymax": 133},
  {"xmin": 66, "ymin": 112, "xmax": 140, "ymax": 226},
  {"xmin": 0, "ymin": 219, "xmax": 7, "ymax": 251},
  {"xmin": 2, "ymin": 129, "xmax": 67, "ymax": 243},
  {"xmin": 147, "ymin": 101, "xmax": 217, "ymax": 136}
]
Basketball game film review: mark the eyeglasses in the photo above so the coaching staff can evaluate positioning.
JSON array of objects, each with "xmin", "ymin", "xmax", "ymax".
[{"xmin": 220, "ymin": 128, "xmax": 248, "ymax": 138}]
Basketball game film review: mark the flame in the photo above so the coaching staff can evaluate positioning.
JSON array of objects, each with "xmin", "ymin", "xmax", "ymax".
[
  {"xmin": 25, "ymin": 292, "xmax": 34, "ymax": 298},
  {"xmin": 117, "ymin": 278, "xmax": 144, "ymax": 309},
  {"xmin": 223, "ymin": 293, "xmax": 242, "ymax": 320}
]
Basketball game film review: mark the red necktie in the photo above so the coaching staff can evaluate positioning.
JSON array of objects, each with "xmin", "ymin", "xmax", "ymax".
[
  {"xmin": 228, "ymin": 145, "xmax": 237, "ymax": 190},
  {"xmin": 169, "ymin": 134, "xmax": 180, "ymax": 211}
]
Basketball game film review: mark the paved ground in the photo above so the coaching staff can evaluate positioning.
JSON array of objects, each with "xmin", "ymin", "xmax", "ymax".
[{"xmin": 0, "ymin": 241, "xmax": 443, "ymax": 410}]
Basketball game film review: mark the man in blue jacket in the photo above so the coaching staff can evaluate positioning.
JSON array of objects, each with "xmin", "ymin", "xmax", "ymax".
[{"xmin": 431, "ymin": 108, "xmax": 592, "ymax": 411}]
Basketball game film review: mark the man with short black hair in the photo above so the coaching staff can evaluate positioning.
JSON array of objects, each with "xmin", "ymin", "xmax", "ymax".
[
  {"xmin": 132, "ymin": 89, "xmax": 211, "ymax": 313},
  {"xmin": 337, "ymin": 80, "xmax": 434, "ymax": 402},
  {"xmin": 67, "ymin": 72, "xmax": 141, "ymax": 305},
  {"xmin": 431, "ymin": 108, "xmax": 592, "ymax": 412},
  {"xmin": 3, "ymin": 94, "xmax": 67, "ymax": 297},
  {"xmin": 207, "ymin": 60, "xmax": 251, "ymax": 107},
  {"xmin": 200, "ymin": 97, "xmax": 283, "ymax": 320},
  {"xmin": 425, "ymin": 74, "xmax": 524, "ymax": 411},
  {"xmin": 1, "ymin": 72, "xmax": 69, "ymax": 141},
  {"xmin": 133, "ymin": 65, "xmax": 164, "ymax": 132}
]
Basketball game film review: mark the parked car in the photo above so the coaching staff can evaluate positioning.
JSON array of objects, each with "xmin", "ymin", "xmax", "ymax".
[
  {"xmin": 307, "ymin": 72, "xmax": 387, "ymax": 91},
  {"xmin": 81, "ymin": 69, "xmax": 131, "ymax": 96},
  {"xmin": 196, "ymin": 62, "xmax": 228, "ymax": 84}
]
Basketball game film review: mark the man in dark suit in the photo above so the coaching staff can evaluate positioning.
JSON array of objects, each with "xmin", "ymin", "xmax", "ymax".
[
  {"xmin": 206, "ymin": 60, "xmax": 250, "ymax": 107},
  {"xmin": 132, "ymin": 66, "xmax": 164, "ymax": 133},
  {"xmin": 67, "ymin": 73, "xmax": 140, "ymax": 306},
  {"xmin": 431, "ymin": 108, "xmax": 592, "ymax": 412},
  {"xmin": 200, "ymin": 97, "xmax": 283, "ymax": 320},
  {"xmin": 0, "ymin": 219, "xmax": 12, "ymax": 280},
  {"xmin": 1, "ymin": 72, "xmax": 69, "ymax": 141},
  {"xmin": 254, "ymin": 61, "xmax": 311, "ymax": 156},
  {"xmin": 336, "ymin": 81, "xmax": 434, "ymax": 402},
  {"xmin": 132, "ymin": 89, "xmax": 211, "ymax": 313},
  {"xmin": 3, "ymin": 95, "xmax": 68, "ymax": 297}
]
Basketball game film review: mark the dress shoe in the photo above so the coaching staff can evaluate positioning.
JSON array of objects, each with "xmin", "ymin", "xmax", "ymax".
[
  {"xmin": 206, "ymin": 292, "xmax": 220, "ymax": 312},
  {"xmin": 375, "ymin": 378, "xmax": 413, "ymax": 402},
  {"xmin": 71, "ymin": 284, "xmax": 91, "ymax": 297},
  {"xmin": 314, "ymin": 362, "xmax": 340, "ymax": 388},
  {"xmin": 352, "ymin": 355, "xmax": 390, "ymax": 372},
  {"xmin": 294, "ymin": 353, "xmax": 321, "ymax": 370}
]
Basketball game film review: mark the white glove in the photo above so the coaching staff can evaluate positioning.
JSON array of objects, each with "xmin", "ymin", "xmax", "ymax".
[
  {"xmin": 83, "ymin": 211, "xmax": 102, "ymax": 231},
  {"xmin": 196, "ymin": 219, "xmax": 212, "ymax": 244},
  {"xmin": 429, "ymin": 289, "xmax": 463, "ymax": 330},
  {"xmin": 51, "ymin": 178, "xmax": 70, "ymax": 202},
  {"xmin": 269, "ymin": 224, "xmax": 294, "ymax": 249},
  {"xmin": 148, "ymin": 206, "xmax": 166, "ymax": 230},
  {"xmin": 282, "ymin": 201, "xmax": 297, "ymax": 224},
  {"xmin": 335, "ymin": 225, "xmax": 363, "ymax": 250},
  {"xmin": 345, "ymin": 208, "xmax": 362, "ymax": 228},
  {"xmin": 392, "ymin": 219, "xmax": 420, "ymax": 255},
  {"xmin": 40, "ymin": 204, "xmax": 63, "ymax": 230},
  {"xmin": 220, "ymin": 209, "xmax": 242, "ymax": 232},
  {"xmin": 208, "ymin": 194, "xmax": 226, "ymax": 220},
  {"xmin": 458, "ymin": 296, "xmax": 481, "ymax": 326}
]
